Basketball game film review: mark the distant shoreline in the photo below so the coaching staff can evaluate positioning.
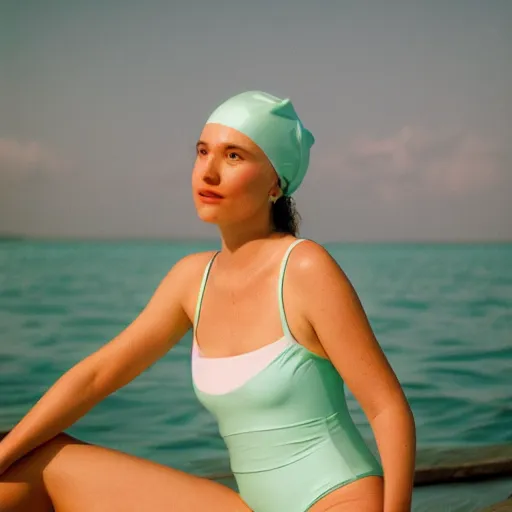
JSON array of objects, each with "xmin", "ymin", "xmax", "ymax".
[{"xmin": 1, "ymin": 234, "xmax": 511, "ymax": 245}]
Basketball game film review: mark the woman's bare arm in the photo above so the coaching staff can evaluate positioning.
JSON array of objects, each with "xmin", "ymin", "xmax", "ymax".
[
  {"xmin": 0, "ymin": 253, "xmax": 206, "ymax": 473},
  {"xmin": 290, "ymin": 241, "xmax": 416, "ymax": 512}
]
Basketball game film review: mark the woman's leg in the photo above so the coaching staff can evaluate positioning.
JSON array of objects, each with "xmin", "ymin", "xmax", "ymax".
[
  {"xmin": 0, "ymin": 432, "xmax": 251, "ymax": 512},
  {"xmin": 309, "ymin": 475, "xmax": 384, "ymax": 512}
]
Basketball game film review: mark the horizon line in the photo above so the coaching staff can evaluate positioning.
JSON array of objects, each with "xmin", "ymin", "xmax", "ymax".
[{"xmin": 0, "ymin": 233, "xmax": 511, "ymax": 245}]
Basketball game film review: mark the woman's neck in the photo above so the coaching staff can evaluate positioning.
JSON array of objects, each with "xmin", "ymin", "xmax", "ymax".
[{"xmin": 216, "ymin": 219, "xmax": 287, "ymax": 270}]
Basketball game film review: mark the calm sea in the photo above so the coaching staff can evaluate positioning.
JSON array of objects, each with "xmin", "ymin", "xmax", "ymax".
[{"xmin": 1, "ymin": 240, "xmax": 511, "ymax": 510}]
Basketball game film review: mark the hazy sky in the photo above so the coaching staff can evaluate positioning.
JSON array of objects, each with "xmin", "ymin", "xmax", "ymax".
[{"xmin": 1, "ymin": 0, "xmax": 511, "ymax": 241}]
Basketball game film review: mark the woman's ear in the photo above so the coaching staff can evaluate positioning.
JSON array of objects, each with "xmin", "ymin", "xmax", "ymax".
[
  {"xmin": 268, "ymin": 185, "xmax": 283, "ymax": 204},
  {"xmin": 268, "ymin": 175, "xmax": 284, "ymax": 202}
]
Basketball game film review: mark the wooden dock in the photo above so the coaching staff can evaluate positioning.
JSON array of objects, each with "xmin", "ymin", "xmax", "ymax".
[
  {"xmin": 414, "ymin": 444, "xmax": 512, "ymax": 486},
  {"xmin": 479, "ymin": 496, "xmax": 512, "ymax": 511}
]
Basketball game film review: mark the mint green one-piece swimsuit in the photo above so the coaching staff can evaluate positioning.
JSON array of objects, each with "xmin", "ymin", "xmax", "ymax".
[{"xmin": 192, "ymin": 239, "xmax": 383, "ymax": 512}]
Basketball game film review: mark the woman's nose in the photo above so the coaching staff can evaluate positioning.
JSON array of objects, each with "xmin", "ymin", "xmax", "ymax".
[{"xmin": 202, "ymin": 155, "xmax": 221, "ymax": 184}]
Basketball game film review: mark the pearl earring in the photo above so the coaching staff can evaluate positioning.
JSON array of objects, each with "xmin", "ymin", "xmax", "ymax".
[{"xmin": 269, "ymin": 189, "xmax": 283, "ymax": 204}]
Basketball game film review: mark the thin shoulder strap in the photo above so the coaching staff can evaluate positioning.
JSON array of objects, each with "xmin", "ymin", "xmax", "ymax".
[
  {"xmin": 278, "ymin": 238, "xmax": 307, "ymax": 338},
  {"xmin": 193, "ymin": 251, "xmax": 219, "ymax": 330}
]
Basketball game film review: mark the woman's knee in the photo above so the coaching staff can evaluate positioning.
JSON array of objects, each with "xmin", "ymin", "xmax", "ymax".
[
  {"xmin": 37, "ymin": 433, "xmax": 88, "ymax": 481},
  {"xmin": 0, "ymin": 432, "xmax": 91, "ymax": 511},
  {"xmin": 0, "ymin": 434, "xmax": 68, "ymax": 512},
  {"xmin": 1, "ymin": 432, "xmax": 84, "ymax": 483}
]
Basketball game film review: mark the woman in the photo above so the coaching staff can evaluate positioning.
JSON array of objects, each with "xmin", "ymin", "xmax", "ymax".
[{"xmin": 0, "ymin": 91, "xmax": 416, "ymax": 511}]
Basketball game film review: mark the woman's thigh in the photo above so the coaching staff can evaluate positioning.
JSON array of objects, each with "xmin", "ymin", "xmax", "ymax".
[
  {"xmin": 309, "ymin": 475, "xmax": 384, "ymax": 512},
  {"xmin": 3, "ymin": 433, "xmax": 251, "ymax": 512}
]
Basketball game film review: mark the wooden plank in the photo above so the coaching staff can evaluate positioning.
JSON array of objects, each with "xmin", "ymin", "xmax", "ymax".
[
  {"xmin": 478, "ymin": 496, "xmax": 512, "ymax": 511},
  {"xmin": 415, "ymin": 445, "xmax": 512, "ymax": 486}
]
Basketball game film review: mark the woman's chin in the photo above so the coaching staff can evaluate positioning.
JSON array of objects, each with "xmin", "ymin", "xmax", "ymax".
[{"xmin": 196, "ymin": 208, "xmax": 221, "ymax": 224}]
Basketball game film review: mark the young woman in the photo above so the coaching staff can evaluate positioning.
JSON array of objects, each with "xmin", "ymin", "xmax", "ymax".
[{"xmin": 0, "ymin": 91, "xmax": 416, "ymax": 511}]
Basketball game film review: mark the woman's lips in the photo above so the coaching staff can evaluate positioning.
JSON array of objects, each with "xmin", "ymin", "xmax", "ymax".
[{"xmin": 198, "ymin": 189, "xmax": 224, "ymax": 203}]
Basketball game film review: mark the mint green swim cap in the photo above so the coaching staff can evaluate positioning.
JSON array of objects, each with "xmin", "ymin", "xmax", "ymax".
[{"xmin": 205, "ymin": 91, "xmax": 315, "ymax": 196}]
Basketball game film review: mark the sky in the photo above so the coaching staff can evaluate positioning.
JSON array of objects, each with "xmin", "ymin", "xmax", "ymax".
[{"xmin": 1, "ymin": 0, "xmax": 511, "ymax": 242}]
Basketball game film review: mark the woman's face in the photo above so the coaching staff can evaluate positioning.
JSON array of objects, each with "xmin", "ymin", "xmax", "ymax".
[{"xmin": 192, "ymin": 123, "xmax": 279, "ymax": 226}]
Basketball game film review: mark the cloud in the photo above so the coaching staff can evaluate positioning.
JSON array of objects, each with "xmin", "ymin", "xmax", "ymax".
[
  {"xmin": 0, "ymin": 138, "xmax": 69, "ymax": 180},
  {"xmin": 421, "ymin": 133, "xmax": 503, "ymax": 195},
  {"xmin": 348, "ymin": 127, "xmax": 430, "ymax": 175},
  {"xmin": 328, "ymin": 127, "xmax": 506, "ymax": 201}
]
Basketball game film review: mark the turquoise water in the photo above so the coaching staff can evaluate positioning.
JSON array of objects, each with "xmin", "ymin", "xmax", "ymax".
[{"xmin": 1, "ymin": 240, "xmax": 511, "ymax": 509}]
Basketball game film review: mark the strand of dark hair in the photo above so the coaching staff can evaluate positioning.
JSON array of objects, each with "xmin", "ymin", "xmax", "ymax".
[{"xmin": 271, "ymin": 196, "xmax": 301, "ymax": 237}]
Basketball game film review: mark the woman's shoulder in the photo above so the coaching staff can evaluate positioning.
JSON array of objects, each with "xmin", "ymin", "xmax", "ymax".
[
  {"xmin": 290, "ymin": 239, "xmax": 337, "ymax": 270},
  {"xmin": 172, "ymin": 250, "xmax": 218, "ymax": 279},
  {"xmin": 159, "ymin": 251, "xmax": 218, "ymax": 322},
  {"xmin": 287, "ymin": 239, "xmax": 351, "ymax": 290}
]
